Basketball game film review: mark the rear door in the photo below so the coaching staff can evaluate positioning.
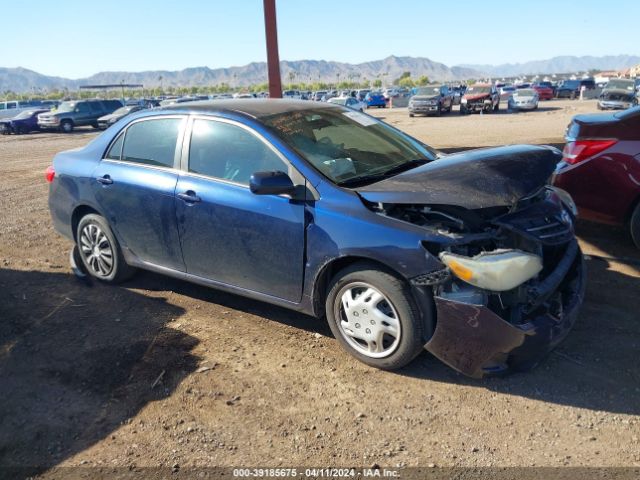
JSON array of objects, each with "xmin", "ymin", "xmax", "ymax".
[{"xmin": 92, "ymin": 116, "xmax": 187, "ymax": 271}]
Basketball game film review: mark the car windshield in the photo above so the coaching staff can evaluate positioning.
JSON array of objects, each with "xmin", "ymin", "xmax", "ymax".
[
  {"xmin": 563, "ymin": 81, "xmax": 579, "ymax": 87},
  {"xmin": 502, "ymin": 87, "xmax": 515, "ymax": 91},
  {"xmin": 328, "ymin": 98, "xmax": 349, "ymax": 105},
  {"xmin": 55, "ymin": 102, "xmax": 77, "ymax": 113},
  {"xmin": 416, "ymin": 86, "xmax": 442, "ymax": 95},
  {"xmin": 606, "ymin": 79, "xmax": 634, "ymax": 91},
  {"xmin": 467, "ymin": 86, "xmax": 491, "ymax": 94},
  {"xmin": 261, "ymin": 107, "xmax": 438, "ymax": 186},
  {"xmin": 515, "ymin": 89, "xmax": 535, "ymax": 96}
]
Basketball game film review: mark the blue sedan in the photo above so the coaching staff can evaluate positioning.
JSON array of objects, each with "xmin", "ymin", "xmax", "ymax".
[
  {"xmin": 47, "ymin": 99, "xmax": 585, "ymax": 377},
  {"xmin": 364, "ymin": 92, "xmax": 387, "ymax": 108}
]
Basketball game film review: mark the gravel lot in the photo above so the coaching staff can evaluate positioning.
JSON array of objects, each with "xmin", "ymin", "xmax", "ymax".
[{"xmin": 0, "ymin": 99, "xmax": 638, "ymax": 476}]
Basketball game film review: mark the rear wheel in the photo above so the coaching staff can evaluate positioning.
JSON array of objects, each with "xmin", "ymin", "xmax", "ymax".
[
  {"xmin": 76, "ymin": 214, "xmax": 136, "ymax": 283},
  {"xmin": 325, "ymin": 262, "xmax": 427, "ymax": 370},
  {"xmin": 494, "ymin": 100, "xmax": 500, "ymax": 111},
  {"xmin": 631, "ymin": 203, "xmax": 640, "ymax": 249}
]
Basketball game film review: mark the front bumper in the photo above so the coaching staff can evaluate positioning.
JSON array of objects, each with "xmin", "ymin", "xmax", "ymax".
[
  {"xmin": 409, "ymin": 102, "xmax": 439, "ymax": 113},
  {"xmin": 509, "ymin": 101, "xmax": 537, "ymax": 110},
  {"xmin": 462, "ymin": 102, "xmax": 491, "ymax": 112},
  {"xmin": 422, "ymin": 240, "xmax": 585, "ymax": 378},
  {"xmin": 38, "ymin": 118, "xmax": 61, "ymax": 129},
  {"xmin": 598, "ymin": 100, "xmax": 633, "ymax": 110}
]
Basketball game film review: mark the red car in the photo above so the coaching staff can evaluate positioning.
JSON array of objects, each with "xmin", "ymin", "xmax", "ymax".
[
  {"xmin": 532, "ymin": 84, "xmax": 554, "ymax": 100},
  {"xmin": 553, "ymin": 107, "xmax": 640, "ymax": 247}
]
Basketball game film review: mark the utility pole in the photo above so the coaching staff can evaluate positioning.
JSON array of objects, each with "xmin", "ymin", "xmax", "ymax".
[{"xmin": 263, "ymin": 0, "xmax": 282, "ymax": 98}]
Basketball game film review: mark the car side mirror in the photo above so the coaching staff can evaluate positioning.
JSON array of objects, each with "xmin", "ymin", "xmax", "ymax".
[{"xmin": 250, "ymin": 171, "xmax": 295, "ymax": 196}]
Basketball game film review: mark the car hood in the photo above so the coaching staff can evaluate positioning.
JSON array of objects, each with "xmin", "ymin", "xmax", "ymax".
[
  {"xmin": 601, "ymin": 88, "xmax": 634, "ymax": 98},
  {"xmin": 463, "ymin": 93, "xmax": 490, "ymax": 101},
  {"xmin": 412, "ymin": 94, "xmax": 439, "ymax": 101},
  {"xmin": 355, "ymin": 145, "xmax": 561, "ymax": 209},
  {"xmin": 98, "ymin": 113, "xmax": 119, "ymax": 121}
]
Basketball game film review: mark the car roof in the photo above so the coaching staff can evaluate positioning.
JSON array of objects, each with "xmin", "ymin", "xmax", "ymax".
[{"xmin": 162, "ymin": 99, "xmax": 337, "ymax": 118}]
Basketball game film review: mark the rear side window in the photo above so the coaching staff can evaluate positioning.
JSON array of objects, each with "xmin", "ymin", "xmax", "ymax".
[
  {"xmin": 89, "ymin": 102, "xmax": 103, "ymax": 113},
  {"xmin": 188, "ymin": 119, "xmax": 288, "ymax": 185},
  {"xmin": 105, "ymin": 133, "xmax": 124, "ymax": 160},
  {"xmin": 121, "ymin": 118, "xmax": 182, "ymax": 168}
]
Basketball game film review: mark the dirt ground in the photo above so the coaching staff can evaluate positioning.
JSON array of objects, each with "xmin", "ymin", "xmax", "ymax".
[{"xmin": 0, "ymin": 99, "xmax": 638, "ymax": 476}]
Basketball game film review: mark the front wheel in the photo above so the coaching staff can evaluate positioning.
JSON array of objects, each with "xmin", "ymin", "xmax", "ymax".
[
  {"xmin": 630, "ymin": 203, "xmax": 640, "ymax": 249},
  {"xmin": 60, "ymin": 120, "xmax": 74, "ymax": 133},
  {"xmin": 494, "ymin": 100, "xmax": 500, "ymax": 111},
  {"xmin": 76, "ymin": 214, "xmax": 136, "ymax": 283},
  {"xmin": 325, "ymin": 263, "xmax": 427, "ymax": 370}
]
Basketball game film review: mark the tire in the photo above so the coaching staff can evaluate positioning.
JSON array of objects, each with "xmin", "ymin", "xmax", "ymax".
[
  {"xmin": 76, "ymin": 213, "xmax": 136, "ymax": 283},
  {"xmin": 324, "ymin": 262, "xmax": 427, "ymax": 370},
  {"xmin": 435, "ymin": 105, "xmax": 442, "ymax": 116},
  {"xmin": 60, "ymin": 120, "xmax": 74, "ymax": 133},
  {"xmin": 630, "ymin": 203, "xmax": 640, "ymax": 249},
  {"xmin": 570, "ymin": 91, "xmax": 576, "ymax": 100},
  {"xmin": 494, "ymin": 100, "xmax": 500, "ymax": 111},
  {"xmin": 91, "ymin": 122, "xmax": 100, "ymax": 129},
  {"xmin": 409, "ymin": 113, "xmax": 414, "ymax": 117},
  {"xmin": 460, "ymin": 105, "xmax": 467, "ymax": 115}
]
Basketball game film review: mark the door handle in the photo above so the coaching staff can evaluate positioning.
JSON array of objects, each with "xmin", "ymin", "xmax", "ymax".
[
  {"xmin": 96, "ymin": 175, "xmax": 113, "ymax": 185},
  {"xmin": 177, "ymin": 191, "xmax": 201, "ymax": 203}
]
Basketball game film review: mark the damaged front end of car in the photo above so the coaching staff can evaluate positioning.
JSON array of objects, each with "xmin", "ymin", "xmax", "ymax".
[{"xmin": 360, "ymin": 162, "xmax": 586, "ymax": 378}]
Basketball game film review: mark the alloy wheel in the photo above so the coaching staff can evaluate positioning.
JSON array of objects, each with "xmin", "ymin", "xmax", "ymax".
[
  {"xmin": 79, "ymin": 223, "xmax": 114, "ymax": 277},
  {"xmin": 333, "ymin": 282, "xmax": 401, "ymax": 358}
]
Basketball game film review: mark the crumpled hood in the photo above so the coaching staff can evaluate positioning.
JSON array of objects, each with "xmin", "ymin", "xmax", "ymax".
[
  {"xmin": 463, "ymin": 93, "xmax": 490, "ymax": 101},
  {"xmin": 355, "ymin": 145, "xmax": 561, "ymax": 209}
]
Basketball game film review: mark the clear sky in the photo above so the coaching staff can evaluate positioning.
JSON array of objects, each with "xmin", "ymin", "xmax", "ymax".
[{"xmin": 2, "ymin": 0, "xmax": 638, "ymax": 78}]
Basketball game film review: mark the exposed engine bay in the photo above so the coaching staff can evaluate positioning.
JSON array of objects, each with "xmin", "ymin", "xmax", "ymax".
[{"xmin": 366, "ymin": 185, "xmax": 579, "ymax": 326}]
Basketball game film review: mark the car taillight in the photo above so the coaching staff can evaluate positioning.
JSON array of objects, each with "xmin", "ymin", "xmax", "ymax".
[
  {"xmin": 45, "ymin": 165, "xmax": 55, "ymax": 183},
  {"xmin": 562, "ymin": 139, "xmax": 617, "ymax": 165}
]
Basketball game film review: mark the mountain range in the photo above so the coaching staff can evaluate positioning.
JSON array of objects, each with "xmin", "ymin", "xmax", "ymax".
[{"xmin": 1, "ymin": 55, "xmax": 638, "ymax": 93}]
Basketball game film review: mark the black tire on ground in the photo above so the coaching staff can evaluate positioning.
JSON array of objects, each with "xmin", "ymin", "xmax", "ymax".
[
  {"xmin": 570, "ymin": 91, "xmax": 576, "ymax": 100},
  {"xmin": 409, "ymin": 113, "xmax": 414, "ymax": 117},
  {"xmin": 460, "ymin": 106, "xmax": 468, "ymax": 115},
  {"xmin": 630, "ymin": 203, "xmax": 640, "ymax": 249},
  {"xmin": 60, "ymin": 120, "xmax": 74, "ymax": 133},
  {"xmin": 494, "ymin": 100, "xmax": 500, "ymax": 111},
  {"xmin": 76, "ymin": 213, "xmax": 136, "ymax": 283},
  {"xmin": 91, "ymin": 122, "xmax": 100, "ymax": 129},
  {"xmin": 324, "ymin": 262, "xmax": 428, "ymax": 370},
  {"xmin": 435, "ymin": 105, "xmax": 442, "ymax": 116}
]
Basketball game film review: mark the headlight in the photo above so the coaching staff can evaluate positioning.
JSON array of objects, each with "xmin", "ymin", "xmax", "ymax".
[
  {"xmin": 439, "ymin": 249, "xmax": 543, "ymax": 291},
  {"xmin": 461, "ymin": 98, "xmax": 467, "ymax": 104}
]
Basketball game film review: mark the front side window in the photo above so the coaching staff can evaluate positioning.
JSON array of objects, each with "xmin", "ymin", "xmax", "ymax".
[
  {"xmin": 76, "ymin": 103, "xmax": 90, "ymax": 113},
  {"xmin": 262, "ymin": 107, "xmax": 437, "ymax": 185},
  {"xmin": 188, "ymin": 119, "xmax": 288, "ymax": 185},
  {"xmin": 121, "ymin": 118, "xmax": 183, "ymax": 168}
]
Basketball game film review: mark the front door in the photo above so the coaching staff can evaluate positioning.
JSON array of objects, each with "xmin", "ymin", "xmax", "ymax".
[{"xmin": 175, "ymin": 117, "xmax": 305, "ymax": 302}]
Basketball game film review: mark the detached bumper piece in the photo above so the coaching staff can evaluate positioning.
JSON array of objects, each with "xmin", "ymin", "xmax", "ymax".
[{"xmin": 424, "ymin": 239, "xmax": 585, "ymax": 378}]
